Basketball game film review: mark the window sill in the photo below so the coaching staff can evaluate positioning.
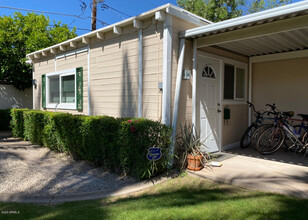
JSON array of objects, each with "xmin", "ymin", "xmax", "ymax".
[{"xmin": 46, "ymin": 103, "xmax": 76, "ymax": 110}]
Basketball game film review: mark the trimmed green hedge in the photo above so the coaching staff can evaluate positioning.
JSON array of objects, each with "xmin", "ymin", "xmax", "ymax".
[
  {"xmin": 0, "ymin": 109, "xmax": 11, "ymax": 131},
  {"xmin": 10, "ymin": 109, "xmax": 172, "ymax": 179}
]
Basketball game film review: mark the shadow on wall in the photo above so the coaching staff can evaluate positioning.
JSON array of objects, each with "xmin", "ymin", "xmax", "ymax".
[
  {"xmin": 0, "ymin": 84, "xmax": 33, "ymax": 109},
  {"xmin": 120, "ymin": 51, "xmax": 137, "ymax": 118}
]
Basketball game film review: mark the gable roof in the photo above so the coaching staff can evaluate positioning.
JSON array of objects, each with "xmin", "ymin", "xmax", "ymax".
[{"xmin": 27, "ymin": 4, "xmax": 211, "ymax": 59}]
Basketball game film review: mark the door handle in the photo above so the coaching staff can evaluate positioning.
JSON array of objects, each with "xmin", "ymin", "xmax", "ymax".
[{"xmin": 217, "ymin": 109, "xmax": 221, "ymax": 113}]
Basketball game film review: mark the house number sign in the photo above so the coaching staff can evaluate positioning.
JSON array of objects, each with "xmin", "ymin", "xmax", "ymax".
[{"xmin": 147, "ymin": 147, "xmax": 162, "ymax": 161}]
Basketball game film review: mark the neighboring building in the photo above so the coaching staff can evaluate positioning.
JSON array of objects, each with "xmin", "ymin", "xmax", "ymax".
[
  {"xmin": 27, "ymin": 2, "xmax": 308, "ymax": 153},
  {"xmin": 0, "ymin": 84, "xmax": 32, "ymax": 109}
]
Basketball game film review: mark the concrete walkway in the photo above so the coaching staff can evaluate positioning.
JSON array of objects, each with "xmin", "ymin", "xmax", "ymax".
[
  {"xmin": 0, "ymin": 135, "xmax": 169, "ymax": 204},
  {"xmin": 189, "ymin": 148, "xmax": 308, "ymax": 199}
]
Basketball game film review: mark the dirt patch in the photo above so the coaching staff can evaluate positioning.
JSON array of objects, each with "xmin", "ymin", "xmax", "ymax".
[{"xmin": 0, "ymin": 135, "xmax": 137, "ymax": 198}]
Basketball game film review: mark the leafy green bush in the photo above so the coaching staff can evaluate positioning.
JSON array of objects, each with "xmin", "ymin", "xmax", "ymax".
[
  {"xmin": 0, "ymin": 109, "xmax": 11, "ymax": 131},
  {"xmin": 24, "ymin": 110, "xmax": 46, "ymax": 145},
  {"xmin": 10, "ymin": 109, "xmax": 28, "ymax": 137},
  {"xmin": 118, "ymin": 119, "xmax": 172, "ymax": 179},
  {"xmin": 80, "ymin": 116, "xmax": 121, "ymax": 168},
  {"xmin": 9, "ymin": 109, "xmax": 172, "ymax": 179}
]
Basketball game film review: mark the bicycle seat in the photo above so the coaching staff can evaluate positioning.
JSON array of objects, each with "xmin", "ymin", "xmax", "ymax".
[
  {"xmin": 283, "ymin": 111, "xmax": 294, "ymax": 118},
  {"xmin": 297, "ymin": 114, "xmax": 308, "ymax": 120}
]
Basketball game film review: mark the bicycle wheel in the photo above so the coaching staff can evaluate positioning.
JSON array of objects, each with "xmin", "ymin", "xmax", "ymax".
[
  {"xmin": 283, "ymin": 125, "xmax": 304, "ymax": 150},
  {"xmin": 300, "ymin": 131, "xmax": 308, "ymax": 153},
  {"xmin": 240, "ymin": 124, "xmax": 257, "ymax": 148},
  {"xmin": 257, "ymin": 126, "xmax": 285, "ymax": 155},
  {"xmin": 251, "ymin": 124, "xmax": 272, "ymax": 148}
]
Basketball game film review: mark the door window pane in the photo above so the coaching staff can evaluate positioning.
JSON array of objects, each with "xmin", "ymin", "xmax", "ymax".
[
  {"xmin": 49, "ymin": 76, "xmax": 59, "ymax": 103},
  {"xmin": 224, "ymin": 64, "xmax": 234, "ymax": 100},
  {"xmin": 61, "ymin": 75, "xmax": 75, "ymax": 103},
  {"xmin": 236, "ymin": 68, "xmax": 245, "ymax": 99}
]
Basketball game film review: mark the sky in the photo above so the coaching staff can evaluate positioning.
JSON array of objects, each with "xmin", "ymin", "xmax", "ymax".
[
  {"xmin": 0, "ymin": 0, "xmax": 178, "ymax": 35},
  {"xmin": 0, "ymin": 0, "xmax": 304, "ymax": 36}
]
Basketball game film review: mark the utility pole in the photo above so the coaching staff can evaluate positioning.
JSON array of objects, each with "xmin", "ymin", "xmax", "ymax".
[{"xmin": 91, "ymin": 0, "xmax": 97, "ymax": 31}]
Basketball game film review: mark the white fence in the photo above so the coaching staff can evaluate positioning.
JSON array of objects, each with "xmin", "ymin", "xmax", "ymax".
[{"xmin": 0, "ymin": 84, "xmax": 32, "ymax": 109}]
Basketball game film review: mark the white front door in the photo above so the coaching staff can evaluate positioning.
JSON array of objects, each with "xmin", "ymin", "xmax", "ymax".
[{"xmin": 198, "ymin": 56, "xmax": 221, "ymax": 153}]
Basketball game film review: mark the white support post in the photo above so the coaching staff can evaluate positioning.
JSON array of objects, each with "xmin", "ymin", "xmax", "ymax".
[
  {"xmin": 32, "ymin": 64, "xmax": 35, "ymax": 109},
  {"xmin": 192, "ymin": 39, "xmax": 197, "ymax": 132},
  {"xmin": 170, "ymin": 38, "xmax": 186, "ymax": 165},
  {"xmin": 138, "ymin": 29, "xmax": 143, "ymax": 118},
  {"xmin": 162, "ymin": 14, "xmax": 172, "ymax": 125},
  {"xmin": 248, "ymin": 57, "xmax": 252, "ymax": 126},
  {"xmin": 88, "ymin": 46, "xmax": 91, "ymax": 116}
]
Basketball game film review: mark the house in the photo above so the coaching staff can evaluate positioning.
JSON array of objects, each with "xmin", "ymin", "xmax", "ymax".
[{"xmin": 26, "ymin": 2, "xmax": 308, "ymax": 155}]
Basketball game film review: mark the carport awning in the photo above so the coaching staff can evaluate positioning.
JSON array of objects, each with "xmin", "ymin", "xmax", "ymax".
[{"xmin": 182, "ymin": 1, "xmax": 308, "ymax": 57}]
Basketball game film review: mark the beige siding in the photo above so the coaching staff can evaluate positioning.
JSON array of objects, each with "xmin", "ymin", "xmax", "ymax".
[
  {"xmin": 252, "ymin": 57, "xmax": 308, "ymax": 117},
  {"xmin": 222, "ymin": 104, "xmax": 248, "ymax": 147},
  {"xmin": 90, "ymin": 19, "xmax": 163, "ymax": 119}
]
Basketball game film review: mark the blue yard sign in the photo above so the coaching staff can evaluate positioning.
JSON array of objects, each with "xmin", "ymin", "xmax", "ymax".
[{"xmin": 147, "ymin": 147, "xmax": 162, "ymax": 161}]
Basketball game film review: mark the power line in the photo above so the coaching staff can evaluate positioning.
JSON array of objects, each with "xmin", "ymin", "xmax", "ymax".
[
  {"xmin": 48, "ymin": 24, "xmax": 90, "ymax": 31},
  {"xmin": 0, "ymin": 5, "xmax": 109, "ymax": 27},
  {"xmin": 101, "ymin": 4, "xmax": 131, "ymax": 18},
  {"xmin": 0, "ymin": 5, "xmax": 83, "ymax": 18}
]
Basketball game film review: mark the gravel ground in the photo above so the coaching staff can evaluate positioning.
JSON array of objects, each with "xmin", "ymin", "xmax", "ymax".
[{"xmin": 0, "ymin": 134, "xmax": 137, "ymax": 198}]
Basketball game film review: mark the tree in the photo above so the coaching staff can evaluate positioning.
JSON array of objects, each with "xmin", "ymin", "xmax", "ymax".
[
  {"xmin": 177, "ymin": 0, "xmax": 293, "ymax": 22},
  {"xmin": 0, "ymin": 12, "xmax": 77, "ymax": 90},
  {"xmin": 247, "ymin": 0, "xmax": 293, "ymax": 14},
  {"xmin": 177, "ymin": 0, "xmax": 244, "ymax": 22}
]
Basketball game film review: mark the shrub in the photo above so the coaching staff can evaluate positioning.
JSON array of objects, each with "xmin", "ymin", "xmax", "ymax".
[
  {"xmin": 0, "ymin": 109, "xmax": 11, "ymax": 131},
  {"xmin": 118, "ymin": 119, "xmax": 172, "ymax": 179},
  {"xmin": 24, "ymin": 110, "xmax": 46, "ymax": 145},
  {"xmin": 80, "ymin": 116, "xmax": 121, "ymax": 168},
  {"xmin": 10, "ymin": 109, "xmax": 28, "ymax": 137},
  {"xmin": 9, "ymin": 109, "xmax": 172, "ymax": 179},
  {"xmin": 42, "ymin": 113, "xmax": 84, "ymax": 159}
]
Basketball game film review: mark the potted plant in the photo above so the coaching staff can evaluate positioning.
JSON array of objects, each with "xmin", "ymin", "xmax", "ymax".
[{"xmin": 176, "ymin": 124, "xmax": 211, "ymax": 171}]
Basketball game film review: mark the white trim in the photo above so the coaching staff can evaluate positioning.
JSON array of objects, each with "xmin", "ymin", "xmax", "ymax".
[
  {"xmin": 183, "ymin": 1, "xmax": 308, "ymax": 38},
  {"xmin": 166, "ymin": 6, "xmax": 211, "ymax": 25},
  {"xmin": 192, "ymin": 40, "xmax": 197, "ymax": 131},
  {"xmin": 155, "ymin": 11, "xmax": 166, "ymax": 21},
  {"xmin": 87, "ymin": 46, "xmax": 91, "ymax": 116},
  {"xmin": 171, "ymin": 37, "xmax": 186, "ymax": 165},
  {"xmin": 56, "ymin": 47, "xmax": 88, "ymax": 60},
  {"xmin": 26, "ymin": 4, "xmax": 209, "ymax": 59},
  {"xmin": 32, "ymin": 68, "xmax": 35, "ymax": 109},
  {"xmin": 162, "ymin": 14, "xmax": 172, "ymax": 125},
  {"xmin": 251, "ymin": 49, "xmax": 308, "ymax": 63},
  {"xmin": 222, "ymin": 142, "xmax": 240, "ymax": 151},
  {"xmin": 46, "ymin": 68, "xmax": 76, "ymax": 77},
  {"xmin": 138, "ymin": 29, "xmax": 143, "ymax": 118},
  {"xmin": 248, "ymin": 57, "xmax": 252, "ymax": 127},
  {"xmin": 45, "ymin": 68, "xmax": 77, "ymax": 110}
]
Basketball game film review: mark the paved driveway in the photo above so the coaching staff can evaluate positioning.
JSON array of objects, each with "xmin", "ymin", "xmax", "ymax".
[
  {"xmin": 190, "ymin": 147, "xmax": 308, "ymax": 199},
  {"xmin": 0, "ymin": 134, "xmax": 165, "ymax": 204}
]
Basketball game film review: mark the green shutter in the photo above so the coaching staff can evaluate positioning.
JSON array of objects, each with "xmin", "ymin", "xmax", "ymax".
[
  {"xmin": 76, "ymin": 67, "xmax": 83, "ymax": 111},
  {"xmin": 42, "ymin": 74, "xmax": 46, "ymax": 109}
]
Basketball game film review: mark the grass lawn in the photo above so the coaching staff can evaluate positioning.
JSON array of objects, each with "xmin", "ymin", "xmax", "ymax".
[{"xmin": 0, "ymin": 174, "xmax": 307, "ymax": 220}]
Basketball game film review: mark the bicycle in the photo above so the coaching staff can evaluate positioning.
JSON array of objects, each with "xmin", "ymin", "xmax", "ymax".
[
  {"xmin": 256, "ymin": 106, "xmax": 308, "ymax": 155},
  {"xmin": 240, "ymin": 102, "xmax": 274, "ymax": 148}
]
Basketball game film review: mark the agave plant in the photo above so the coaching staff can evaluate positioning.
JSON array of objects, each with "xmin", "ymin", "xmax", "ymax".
[{"xmin": 176, "ymin": 123, "xmax": 211, "ymax": 169}]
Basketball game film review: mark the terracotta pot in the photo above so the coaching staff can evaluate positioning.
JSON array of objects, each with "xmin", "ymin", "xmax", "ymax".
[{"xmin": 187, "ymin": 154, "xmax": 203, "ymax": 171}]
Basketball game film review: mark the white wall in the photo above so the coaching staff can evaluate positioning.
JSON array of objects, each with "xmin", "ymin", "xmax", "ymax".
[{"xmin": 0, "ymin": 84, "xmax": 33, "ymax": 109}]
